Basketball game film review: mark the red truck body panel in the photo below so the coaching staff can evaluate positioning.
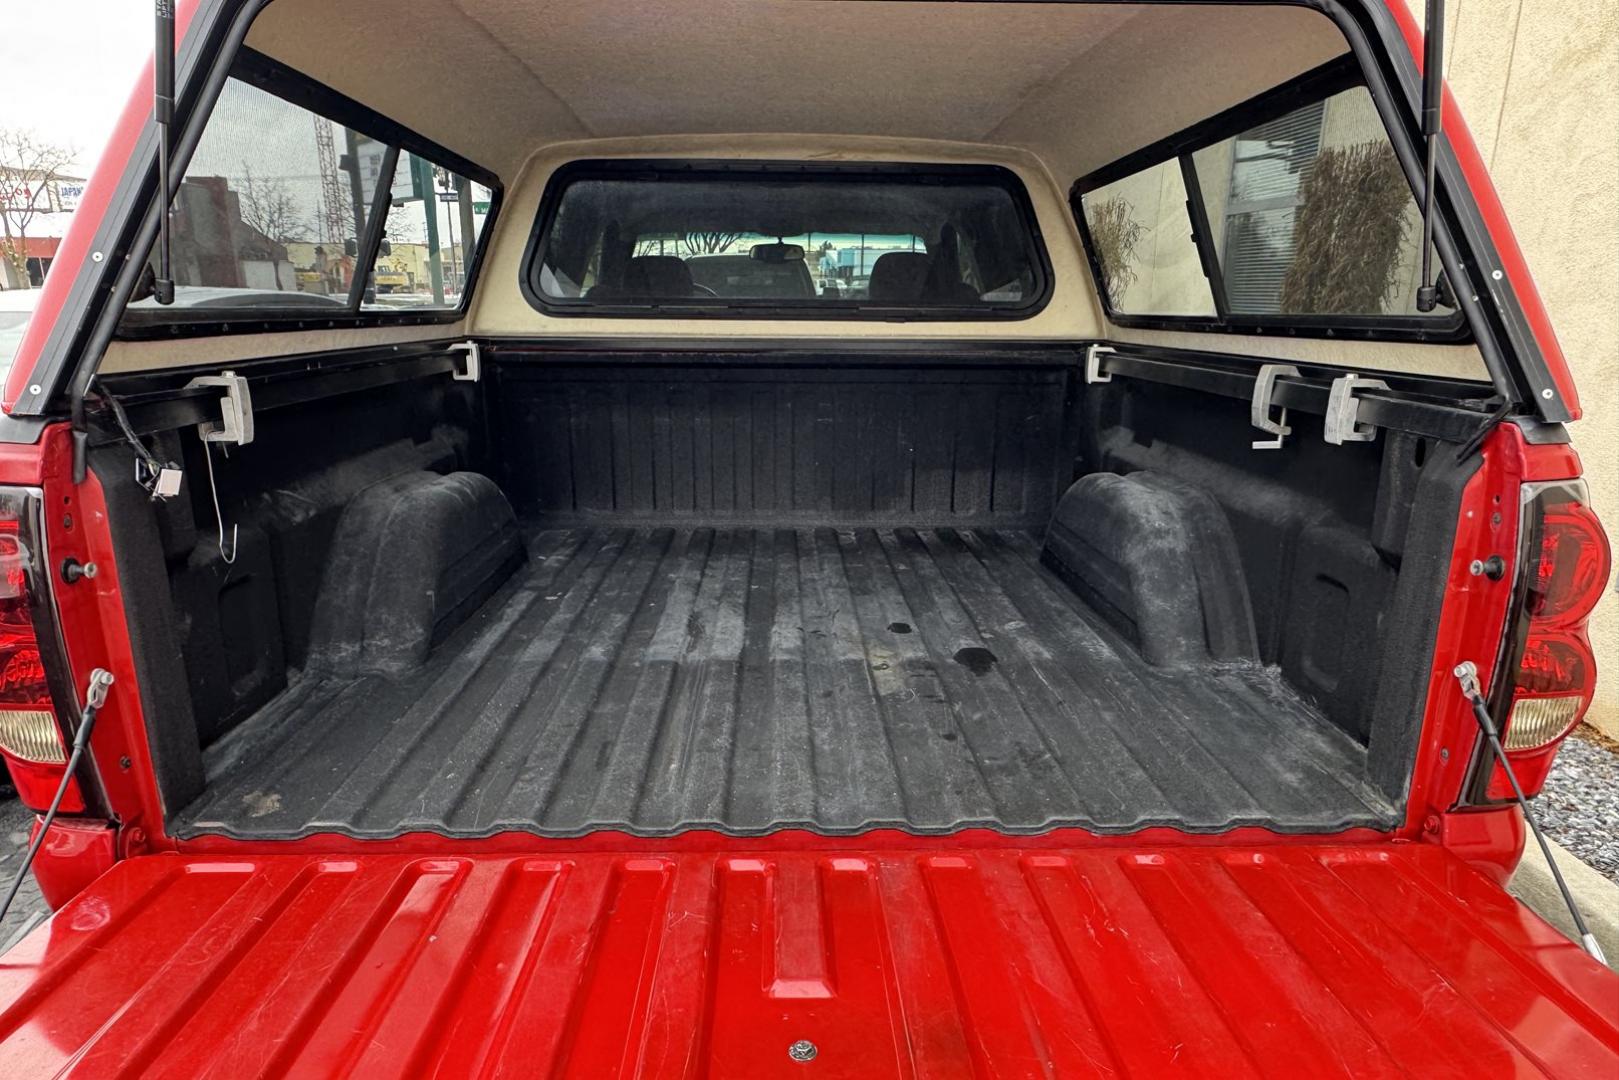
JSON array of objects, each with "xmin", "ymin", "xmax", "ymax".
[{"xmin": 1, "ymin": 844, "xmax": 1615, "ymax": 1078}]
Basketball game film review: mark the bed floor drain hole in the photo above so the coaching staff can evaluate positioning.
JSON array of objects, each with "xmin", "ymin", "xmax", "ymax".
[{"xmin": 953, "ymin": 646, "xmax": 998, "ymax": 675}]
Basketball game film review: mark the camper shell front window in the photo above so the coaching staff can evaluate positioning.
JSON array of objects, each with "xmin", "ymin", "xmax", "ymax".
[{"xmin": 523, "ymin": 161, "xmax": 1053, "ymax": 319}]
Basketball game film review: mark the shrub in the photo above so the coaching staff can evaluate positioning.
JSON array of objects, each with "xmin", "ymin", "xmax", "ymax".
[{"xmin": 1279, "ymin": 141, "xmax": 1411, "ymax": 315}]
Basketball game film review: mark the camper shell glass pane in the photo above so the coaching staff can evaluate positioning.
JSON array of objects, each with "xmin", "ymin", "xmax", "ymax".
[
  {"xmin": 525, "ymin": 162, "xmax": 1052, "ymax": 319},
  {"xmin": 119, "ymin": 48, "xmax": 500, "ymax": 335},
  {"xmin": 361, "ymin": 154, "xmax": 494, "ymax": 311},
  {"xmin": 1073, "ymin": 58, "xmax": 1465, "ymax": 341},
  {"xmin": 126, "ymin": 76, "xmax": 380, "ymax": 314}
]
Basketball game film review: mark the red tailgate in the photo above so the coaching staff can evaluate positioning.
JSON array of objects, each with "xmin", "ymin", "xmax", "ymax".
[{"xmin": 1, "ymin": 844, "xmax": 1615, "ymax": 1078}]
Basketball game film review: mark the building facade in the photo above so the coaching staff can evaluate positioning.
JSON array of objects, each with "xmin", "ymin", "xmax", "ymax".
[{"xmin": 1433, "ymin": 0, "xmax": 1619, "ymax": 737}]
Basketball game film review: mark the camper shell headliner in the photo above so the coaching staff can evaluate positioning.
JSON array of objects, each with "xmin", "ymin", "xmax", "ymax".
[{"xmin": 242, "ymin": 0, "xmax": 1353, "ymax": 184}]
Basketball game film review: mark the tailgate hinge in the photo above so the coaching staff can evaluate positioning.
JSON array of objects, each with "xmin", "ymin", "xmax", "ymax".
[{"xmin": 185, "ymin": 371, "xmax": 254, "ymax": 446}]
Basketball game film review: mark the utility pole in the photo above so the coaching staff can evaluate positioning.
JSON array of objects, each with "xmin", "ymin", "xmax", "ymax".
[
  {"xmin": 413, "ymin": 155, "xmax": 443, "ymax": 304},
  {"xmin": 457, "ymin": 174, "xmax": 477, "ymax": 291}
]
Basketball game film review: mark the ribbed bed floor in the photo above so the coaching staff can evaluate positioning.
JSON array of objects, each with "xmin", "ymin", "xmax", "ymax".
[{"xmin": 175, "ymin": 527, "xmax": 1396, "ymax": 839}]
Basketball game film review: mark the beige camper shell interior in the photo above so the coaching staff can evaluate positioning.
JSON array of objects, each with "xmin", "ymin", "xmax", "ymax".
[{"xmin": 92, "ymin": 2, "xmax": 1503, "ymax": 842}]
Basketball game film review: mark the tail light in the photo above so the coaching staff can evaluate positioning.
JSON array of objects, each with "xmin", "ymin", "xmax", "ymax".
[
  {"xmin": 0, "ymin": 489, "xmax": 86, "ymax": 813},
  {"xmin": 1471, "ymin": 480, "xmax": 1609, "ymax": 801}
]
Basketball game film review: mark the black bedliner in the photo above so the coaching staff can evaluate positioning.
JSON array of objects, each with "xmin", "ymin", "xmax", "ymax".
[{"xmin": 174, "ymin": 525, "xmax": 1394, "ymax": 839}]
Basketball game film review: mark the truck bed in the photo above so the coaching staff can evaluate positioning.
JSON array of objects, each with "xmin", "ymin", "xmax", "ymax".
[{"xmin": 174, "ymin": 526, "xmax": 1394, "ymax": 839}]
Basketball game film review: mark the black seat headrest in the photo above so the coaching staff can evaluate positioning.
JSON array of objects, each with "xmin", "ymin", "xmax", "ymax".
[
  {"xmin": 620, "ymin": 255, "xmax": 696, "ymax": 298},
  {"xmin": 867, "ymin": 252, "xmax": 931, "ymax": 303}
]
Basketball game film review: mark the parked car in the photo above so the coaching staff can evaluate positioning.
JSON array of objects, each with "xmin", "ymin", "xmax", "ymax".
[{"xmin": 0, "ymin": 0, "xmax": 1613, "ymax": 1073}]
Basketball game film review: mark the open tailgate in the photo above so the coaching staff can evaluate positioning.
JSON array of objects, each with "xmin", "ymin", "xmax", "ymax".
[{"xmin": 1, "ymin": 844, "xmax": 1615, "ymax": 1077}]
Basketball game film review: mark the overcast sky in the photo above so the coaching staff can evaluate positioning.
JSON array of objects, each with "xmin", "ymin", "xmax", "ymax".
[{"xmin": 4, "ymin": 1, "xmax": 153, "ymax": 174}]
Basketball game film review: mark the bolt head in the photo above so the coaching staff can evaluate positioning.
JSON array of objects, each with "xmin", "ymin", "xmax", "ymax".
[{"xmin": 788, "ymin": 1040, "xmax": 818, "ymax": 1063}]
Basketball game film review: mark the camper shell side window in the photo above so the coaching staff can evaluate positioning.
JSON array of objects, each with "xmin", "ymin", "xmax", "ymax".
[
  {"xmin": 1073, "ymin": 57, "xmax": 1469, "ymax": 344},
  {"xmin": 118, "ymin": 48, "xmax": 502, "ymax": 339}
]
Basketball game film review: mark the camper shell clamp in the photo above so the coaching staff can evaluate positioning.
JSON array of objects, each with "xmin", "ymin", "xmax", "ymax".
[
  {"xmin": 185, "ymin": 371, "xmax": 254, "ymax": 446},
  {"xmin": 1250, "ymin": 364, "xmax": 1302, "ymax": 450},
  {"xmin": 1324, "ymin": 374, "xmax": 1392, "ymax": 445}
]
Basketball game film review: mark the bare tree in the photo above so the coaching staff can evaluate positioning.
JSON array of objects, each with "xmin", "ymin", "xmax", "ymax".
[
  {"xmin": 236, "ymin": 163, "xmax": 312, "ymax": 290},
  {"xmin": 0, "ymin": 129, "xmax": 77, "ymax": 289},
  {"xmin": 681, "ymin": 231, "xmax": 745, "ymax": 255},
  {"xmin": 384, "ymin": 208, "xmax": 417, "ymax": 246}
]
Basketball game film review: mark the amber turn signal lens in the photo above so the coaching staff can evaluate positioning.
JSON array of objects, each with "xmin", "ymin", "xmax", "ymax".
[{"xmin": 0, "ymin": 706, "xmax": 66, "ymax": 764}]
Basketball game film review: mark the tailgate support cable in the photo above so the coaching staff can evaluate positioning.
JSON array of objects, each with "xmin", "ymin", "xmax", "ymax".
[
  {"xmin": 0, "ymin": 669, "xmax": 115, "ymax": 929},
  {"xmin": 1454, "ymin": 662, "xmax": 1606, "ymax": 963}
]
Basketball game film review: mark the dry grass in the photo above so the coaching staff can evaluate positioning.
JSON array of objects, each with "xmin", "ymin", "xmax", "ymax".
[
  {"xmin": 1573, "ymin": 722, "xmax": 1619, "ymax": 755},
  {"xmin": 1280, "ymin": 140, "xmax": 1410, "ymax": 315},
  {"xmin": 1087, "ymin": 195, "xmax": 1145, "ymax": 309}
]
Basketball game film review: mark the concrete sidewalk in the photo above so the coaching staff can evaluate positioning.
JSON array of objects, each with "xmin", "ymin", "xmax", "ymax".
[{"xmin": 1510, "ymin": 837, "xmax": 1619, "ymax": 970}]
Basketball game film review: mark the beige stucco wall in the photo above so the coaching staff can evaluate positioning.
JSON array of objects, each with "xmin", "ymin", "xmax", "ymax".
[{"xmin": 1423, "ymin": 1, "xmax": 1619, "ymax": 735}]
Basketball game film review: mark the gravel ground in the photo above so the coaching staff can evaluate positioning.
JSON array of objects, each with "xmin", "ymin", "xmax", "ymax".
[
  {"xmin": 0, "ymin": 797, "xmax": 47, "ymax": 955},
  {"xmin": 1536, "ymin": 726, "xmax": 1619, "ymax": 884}
]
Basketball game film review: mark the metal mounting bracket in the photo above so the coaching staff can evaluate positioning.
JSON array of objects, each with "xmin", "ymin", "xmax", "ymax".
[
  {"xmin": 1249, "ymin": 363, "xmax": 1301, "ymax": 450},
  {"xmin": 1083, "ymin": 344, "xmax": 1115, "ymax": 385},
  {"xmin": 185, "ymin": 371, "xmax": 254, "ymax": 446},
  {"xmin": 1323, "ymin": 374, "xmax": 1391, "ymax": 445},
  {"xmin": 450, "ymin": 341, "xmax": 481, "ymax": 382}
]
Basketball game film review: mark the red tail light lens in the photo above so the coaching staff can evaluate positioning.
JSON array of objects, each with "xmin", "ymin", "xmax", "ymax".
[
  {"xmin": 1478, "ymin": 481, "xmax": 1609, "ymax": 801},
  {"xmin": 1525, "ymin": 499, "xmax": 1610, "ymax": 626},
  {"xmin": 0, "ymin": 492, "xmax": 83, "ymax": 811},
  {"xmin": 1503, "ymin": 633, "xmax": 1592, "ymax": 752}
]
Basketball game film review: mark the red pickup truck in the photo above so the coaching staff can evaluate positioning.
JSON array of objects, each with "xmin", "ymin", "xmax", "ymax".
[{"xmin": 1, "ymin": 0, "xmax": 1615, "ymax": 1074}]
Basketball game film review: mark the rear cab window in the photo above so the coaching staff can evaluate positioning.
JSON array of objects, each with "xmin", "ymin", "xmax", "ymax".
[
  {"xmin": 120, "ymin": 49, "xmax": 500, "ymax": 336},
  {"xmin": 1074, "ymin": 58, "xmax": 1466, "ymax": 341},
  {"xmin": 524, "ymin": 162, "xmax": 1052, "ymax": 318}
]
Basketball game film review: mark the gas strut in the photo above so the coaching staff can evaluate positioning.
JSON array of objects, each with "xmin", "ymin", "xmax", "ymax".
[
  {"xmin": 0, "ymin": 670, "xmax": 115, "ymax": 932},
  {"xmin": 1415, "ymin": 0, "xmax": 1446, "ymax": 312},
  {"xmin": 1454, "ymin": 661, "xmax": 1605, "ymax": 964},
  {"xmin": 152, "ymin": 0, "xmax": 177, "ymax": 304}
]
